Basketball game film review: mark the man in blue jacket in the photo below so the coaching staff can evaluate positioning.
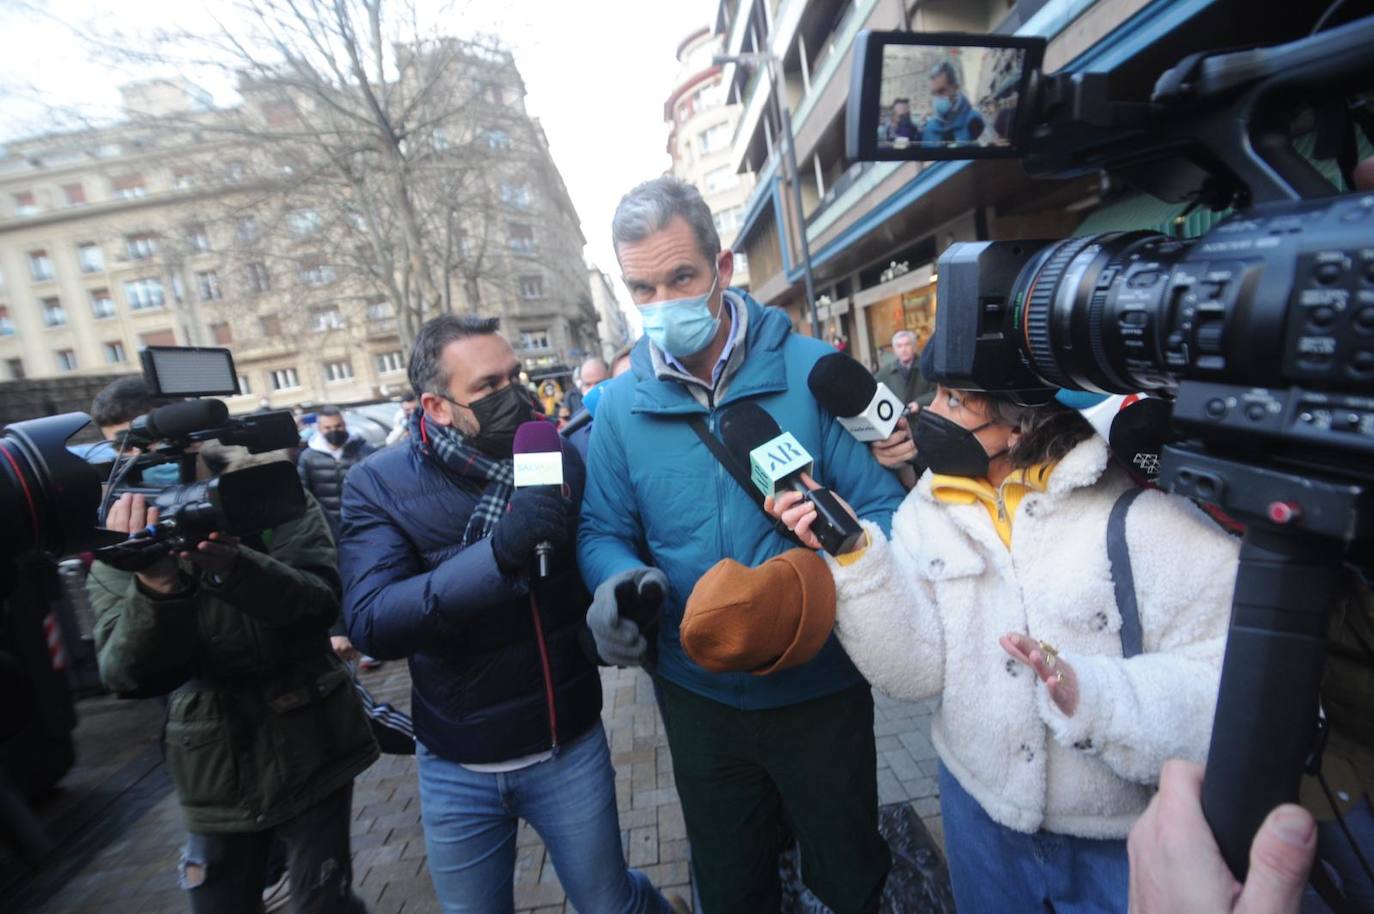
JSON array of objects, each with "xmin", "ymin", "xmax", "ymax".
[
  {"xmin": 339, "ymin": 314, "xmax": 679, "ymax": 914},
  {"xmin": 580, "ymin": 177, "xmax": 906, "ymax": 914}
]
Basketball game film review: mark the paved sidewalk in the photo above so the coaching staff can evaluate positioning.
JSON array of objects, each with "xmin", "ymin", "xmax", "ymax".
[{"xmin": 11, "ymin": 663, "xmax": 943, "ymax": 913}]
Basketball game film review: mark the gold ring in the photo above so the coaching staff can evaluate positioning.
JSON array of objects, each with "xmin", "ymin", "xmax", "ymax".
[{"xmin": 1038, "ymin": 640, "xmax": 1059, "ymax": 669}]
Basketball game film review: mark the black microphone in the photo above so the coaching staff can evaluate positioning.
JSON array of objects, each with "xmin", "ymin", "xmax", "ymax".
[
  {"xmin": 719, "ymin": 402, "xmax": 866, "ymax": 556},
  {"xmin": 126, "ymin": 398, "xmax": 229, "ymax": 445},
  {"xmin": 512, "ymin": 420, "xmax": 564, "ymax": 578},
  {"xmin": 807, "ymin": 353, "xmax": 908, "ymax": 442}
]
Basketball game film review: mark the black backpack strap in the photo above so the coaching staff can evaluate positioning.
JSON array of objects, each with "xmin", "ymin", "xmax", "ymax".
[
  {"xmin": 1108, "ymin": 487, "xmax": 1146, "ymax": 658},
  {"xmin": 686, "ymin": 414, "xmax": 805, "ymax": 548}
]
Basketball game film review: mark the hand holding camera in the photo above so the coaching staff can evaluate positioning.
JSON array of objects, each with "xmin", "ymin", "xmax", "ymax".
[{"xmin": 104, "ymin": 493, "xmax": 239, "ymax": 592}]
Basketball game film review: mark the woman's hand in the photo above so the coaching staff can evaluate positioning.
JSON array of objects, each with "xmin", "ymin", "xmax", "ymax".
[
  {"xmin": 1000, "ymin": 632, "xmax": 1079, "ymax": 716},
  {"xmin": 763, "ymin": 472, "xmax": 860, "ymax": 553},
  {"xmin": 870, "ymin": 406, "xmax": 919, "ymax": 469}
]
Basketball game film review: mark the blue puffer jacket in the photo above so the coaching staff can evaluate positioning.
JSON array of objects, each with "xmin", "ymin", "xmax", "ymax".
[
  {"xmin": 339, "ymin": 429, "xmax": 602, "ymax": 764},
  {"xmin": 578, "ymin": 294, "xmax": 906, "ymax": 710}
]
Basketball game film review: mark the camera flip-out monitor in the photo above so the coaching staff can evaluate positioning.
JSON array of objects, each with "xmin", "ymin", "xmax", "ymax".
[
  {"xmin": 139, "ymin": 346, "xmax": 240, "ymax": 398},
  {"xmin": 846, "ymin": 30, "xmax": 1045, "ymax": 162}
]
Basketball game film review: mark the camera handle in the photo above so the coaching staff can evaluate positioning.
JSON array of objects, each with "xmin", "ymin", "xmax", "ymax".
[
  {"xmin": 1161, "ymin": 443, "xmax": 1373, "ymax": 878},
  {"xmin": 1201, "ymin": 524, "xmax": 1341, "ymax": 878}
]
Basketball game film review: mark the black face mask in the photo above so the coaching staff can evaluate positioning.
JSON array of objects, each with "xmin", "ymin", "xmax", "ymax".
[
  {"xmin": 324, "ymin": 429, "xmax": 350, "ymax": 447},
  {"xmin": 912, "ymin": 409, "xmax": 1004, "ymax": 478},
  {"xmin": 457, "ymin": 384, "xmax": 539, "ymax": 459}
]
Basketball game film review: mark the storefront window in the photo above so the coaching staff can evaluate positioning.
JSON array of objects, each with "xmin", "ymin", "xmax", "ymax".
[{"xmin": 865, "ymin": 282, "xmax": 937, "ymax": 369}]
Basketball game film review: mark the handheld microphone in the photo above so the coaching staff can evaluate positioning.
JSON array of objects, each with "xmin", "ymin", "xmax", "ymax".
[
  {"xmin": 559, "ymin": 383, "xmax": 604, "ymax": 437},
  {"xmin": 512, "ymin": 420, "xmax": 564, "ymax": 578},
  {"xmin": 807, "ymin": 353, "xmax": 907, "ymax": 442},
  {"xmin": 719, "ymin": 402, "xmax": 866, "ymax": 556},
  {"xmin": 1058, "ymin": 391, "xmax": 1172, "ymax": 485}
]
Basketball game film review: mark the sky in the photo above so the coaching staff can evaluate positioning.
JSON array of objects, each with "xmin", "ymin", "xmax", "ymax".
[{"xmin": 0, "ymin": 0, "xmax": 718, "ymax": 321}]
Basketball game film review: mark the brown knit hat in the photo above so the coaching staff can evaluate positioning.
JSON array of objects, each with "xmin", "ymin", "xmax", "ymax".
[{"xmin": 680, "ymin": 549, "xmax": 836, "ymax": 676}]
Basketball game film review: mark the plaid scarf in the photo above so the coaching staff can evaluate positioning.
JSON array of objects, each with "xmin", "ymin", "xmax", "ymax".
[{"xmin": 413, "ymin": 408, "xmax": 514, "ymax": 547}]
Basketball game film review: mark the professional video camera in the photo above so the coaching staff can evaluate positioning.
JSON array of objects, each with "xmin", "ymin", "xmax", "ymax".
[
  {"xmin": 0, "ymin": 345, "xmax": 305, "ymax": 577},
  {"xmin": 847, "ymin": 10, "xmax": 1374, "ymax": 879}
]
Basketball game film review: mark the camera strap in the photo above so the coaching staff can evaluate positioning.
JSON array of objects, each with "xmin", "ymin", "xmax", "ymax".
[
  {"xmin": 1107, "ymin": 487, "xmax": 1144, "ymax": 659},
  {"xmin": 685, "ymin": 415, "xmax": 805, "ymax": 549}
]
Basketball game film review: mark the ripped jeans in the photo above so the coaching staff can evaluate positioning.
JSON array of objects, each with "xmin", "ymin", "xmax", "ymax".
[{"xmin": 179, "ymin": 783, "xmax": 367, "ymax": 914}]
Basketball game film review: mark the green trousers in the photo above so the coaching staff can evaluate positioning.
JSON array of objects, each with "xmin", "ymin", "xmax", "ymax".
[{"xmin": 658, "ymin": 679, "xmax": 890, "ymax": 914}]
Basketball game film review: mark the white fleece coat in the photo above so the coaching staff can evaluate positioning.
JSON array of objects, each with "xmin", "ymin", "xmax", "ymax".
[{"xmin": 830, "ymin": 436, "xmax": 1238, "ymax": 839}]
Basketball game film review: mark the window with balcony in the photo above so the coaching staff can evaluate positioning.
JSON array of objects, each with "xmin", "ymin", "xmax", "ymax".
[
  {"xmin": 260, "ymin": 315, "xmax": 282, "ymax": 336},
  {"xmin": 103, "ymin": 341, "xmax": 127, "ymax": 364},
  {"xmin": 13, "ymin": 191, "xmax": 38, "ymax": 217},
  {"xmin": 270, "ymin": 367, "xmax": 301, "ymax": 390},
  {"xmin": 41, "ymin": 297, "xmax": 67, "ymax": 327},
  {"xmin": 310, "ymin": 305, "xmax": 345, "ymax": 331},
  {"xmin": 374, "ymin": 351, "xmax": 405, "ymax": 374},
  {"xmin": 703, "ymin": 166, "xmax": 738, "ymax": 194},
  {"xmin": 507, "ymin": 224, "xmax": 536, "ymax": 254},
  {"xmin": 0, "ymin": 306, "xmax": 14, "ymax": 336},
  {"xmin": 323, "ymin": 359, "xmax": 354, "ymax": 382},
  {"xmin": 63, "ymin": 183, "xmax": 87, "ymax": 206},
  {"xmin": 298, "ymin": 257, "xmax": 336, "ymax": 287},
  {"xmin": 77, "ymin": 242, "xmax": 104, "ymax": 273},
  {"xmin": 90, "ymin": 288, "xmax": 116, "ymax": 319},
  {"xmin": 520, "ymin": 329, "xmax": 551, "ymax": 350},
  {"xmin": 699, "ymin": 122, "xmax": 732, "ymax": 155},
  {"xmin": 126, "ymin": 232, "xmax": 159, "ymax": 261},
  {"xmin": 365, "ymin": 298, "xmax": 394, "ymax": 322},
  {"xmin": 196, "ymin": 271, "xmax": 223, "ymax": 302},
  {"xmin": 28, "ymin": 249, "xmax": 54, "ymax": 282},
  {"xmin": 212, "ymin": 322, "xmax": 233, "ymax": 344},
  {"xmin": 111, "ymin": 175, "xmax": 147, "ymax": 199},
  {"xmin": 124, "ymin": 277, "xmax": 166, "ymax": 310},
  {"xmin": 55, "ymin": 349, "xmax": 78, "ymax": 372},
  {"xmin": 519, "ymin": 275, "xmax": 545, "ymax": 300},
  {"xmin": 6, "ymin": 358, "xmax": 24, "ymax": 380},
  {"xmin": 245, "ymin": 262, "xmax": 271, "ymax": 294},
  {"xmin": 187, "ymin": 224, "xmax": 211, "ymax": 253}
]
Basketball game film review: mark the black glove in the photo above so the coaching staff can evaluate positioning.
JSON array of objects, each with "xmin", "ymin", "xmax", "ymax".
[{"xmin": 491, "ymin": 489, "xmax": 571, "ymax": 574}]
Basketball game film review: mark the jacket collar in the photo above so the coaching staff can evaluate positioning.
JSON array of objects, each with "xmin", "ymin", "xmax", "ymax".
[{"xmin": 630, "ymin": 290, "xmax": 792, "ymax": 415}]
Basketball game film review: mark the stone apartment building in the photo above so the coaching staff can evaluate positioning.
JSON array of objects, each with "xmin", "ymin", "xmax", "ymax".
[{"xmin": 0, "ymin": 41, "xmax": 599, "ymax": 414}]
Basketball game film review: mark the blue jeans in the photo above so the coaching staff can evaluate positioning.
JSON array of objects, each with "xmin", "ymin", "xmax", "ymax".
[
  {"xmin": 938, "ymin": 763, "xmax": 1128, "ymax": 914},
  {"xmin": 417, "ymin": 722, "xmax": 670, "ymax": 914}
]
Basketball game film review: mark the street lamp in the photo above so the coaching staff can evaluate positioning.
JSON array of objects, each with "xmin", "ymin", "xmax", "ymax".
[{"xmin": 714, "ymin": 51, "xmax": 821, "ymax": 338}]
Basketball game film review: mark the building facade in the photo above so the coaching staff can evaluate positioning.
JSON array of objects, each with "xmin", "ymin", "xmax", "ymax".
[
  {"xmin": 587, "ymin": 264, "xmax": 631, "ymax": 362},
  {"xmin": 0, "ymin": 45, "xmax": 599, "ymax": 413},
  {"xmin": 666, "ymin": 27, "xmax": 756, "ymax": 289},
  {"xmin": 716, "ymin": 0, "xmax": 1321, "ymax": 369}
]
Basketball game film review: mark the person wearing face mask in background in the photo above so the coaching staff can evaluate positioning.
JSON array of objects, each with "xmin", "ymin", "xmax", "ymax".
[
  {"xmin": 767, "ymin": 338, "xmax": 1239, "ymax": 914},
  {"xmin": 297, "ymin": 405, "xmax": 381, "ymax": 669},
  {"xmin": 337, "ymin": 314, "xmax": 684, "ymax": 914},
  {"xmin": 921, "ymin": 60, "xmax": 985, "ymax": 146}
]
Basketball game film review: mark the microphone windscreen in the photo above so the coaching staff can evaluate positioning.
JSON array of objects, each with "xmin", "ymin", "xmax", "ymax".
[
  {"xmin": 512, "ymin": 419, "xmax": 561, "ymax": 455},
  {"xmin": 145, "ymin": 399, "xmax": 229, "ymax": 438},
  {"xmin": 583, "ymin": 383, "xmax": 604, "ymax": 417},
  {"xmin": 719, "ymin": 402, "xmax": 783, "ymax": 460},
  {"xmin": 1108, "ymin": 396, "xmax": 1171, "ymax": 483},
  {"xmin": 808, "ymin": 354, "xmax": 879, "ymax": 418}
]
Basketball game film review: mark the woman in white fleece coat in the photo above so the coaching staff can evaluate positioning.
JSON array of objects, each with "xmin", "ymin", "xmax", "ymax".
[{"xmin": 768, "ymin": 383, "xmax": 1239, "ymax": 914}]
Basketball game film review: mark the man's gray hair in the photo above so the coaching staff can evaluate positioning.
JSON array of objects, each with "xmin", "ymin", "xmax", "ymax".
[
  {"xmin": 408, "ymin": 313, "xmax": 501, "ymax": 397},
  {"xmin": 891, "ymin": 330, "xmax": 918, "ymax": 346},
  {"xmin": 930, "ymin": 60, "xmax": 961, "ymax": 88},
  {"xmin": 612, "ymin": 176, "xmax": 720, "ymax": 265}
]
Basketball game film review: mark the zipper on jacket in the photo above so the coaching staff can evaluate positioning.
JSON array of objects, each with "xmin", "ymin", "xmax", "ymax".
[{"xmin": 527, "ymin": 591, "xmax": 560, "ymax": 754}]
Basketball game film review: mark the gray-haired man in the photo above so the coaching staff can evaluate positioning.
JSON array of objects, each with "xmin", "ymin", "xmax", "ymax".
[
  {"xmin": 875, "ymin": 330, "xmax": 934, "ymax": 408},
  {"xmin": 579, "ymin": 176, "xmax": 905, "ymax": 913}
]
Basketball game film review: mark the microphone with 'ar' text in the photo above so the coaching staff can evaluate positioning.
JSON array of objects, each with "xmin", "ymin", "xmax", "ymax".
[
  {"xmin": 512, "ymin": 420, "xmax": 565, "ymax": 578},
  {"xmin": 720, "ymin": 402, "xmax": 866, "ymax": 556}
]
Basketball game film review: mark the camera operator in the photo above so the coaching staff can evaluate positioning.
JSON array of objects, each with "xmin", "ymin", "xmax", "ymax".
[{"xmin": 89, "ymin": 440, "xmax": 379, "ymax": 913}]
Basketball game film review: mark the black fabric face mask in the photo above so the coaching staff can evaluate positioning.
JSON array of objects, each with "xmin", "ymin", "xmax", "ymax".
[
  {"xmin": 465, "ymin": 384, "xmax": 540, "ymax": 459},
  {"xmin": 324, "ymin": 429, "xmax": 350, "ymax": 447},
  {"xmin": 912, "ymin": 409, "xmax": 1001, "ymax": 478}
]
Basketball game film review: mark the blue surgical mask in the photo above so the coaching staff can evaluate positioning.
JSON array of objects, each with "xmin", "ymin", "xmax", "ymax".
[
  {"xmin": 640, "ymin": 274, "xmax": 721, "ymax": 358},
  {"xmin": 140, "ymin": 462, "xmax": 183, "ymax": 486},
  {"xmin": 933, "ymin": 96, "xmax": 953, "ymax": 117}
]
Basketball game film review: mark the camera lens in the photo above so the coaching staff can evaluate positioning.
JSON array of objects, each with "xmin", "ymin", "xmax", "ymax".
[
  {"xmin": 1008, "ymin": 232, "xmax": 1187, "ymax": 394},
  {"xmin": 0, "ymin": 414, "xmax": 104, "ymax": 557}
]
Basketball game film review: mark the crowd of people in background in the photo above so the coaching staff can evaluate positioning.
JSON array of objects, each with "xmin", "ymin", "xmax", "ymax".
[{"xmin": 78, "ymin": 173, "xmax": 1371, "ymax": 914}]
